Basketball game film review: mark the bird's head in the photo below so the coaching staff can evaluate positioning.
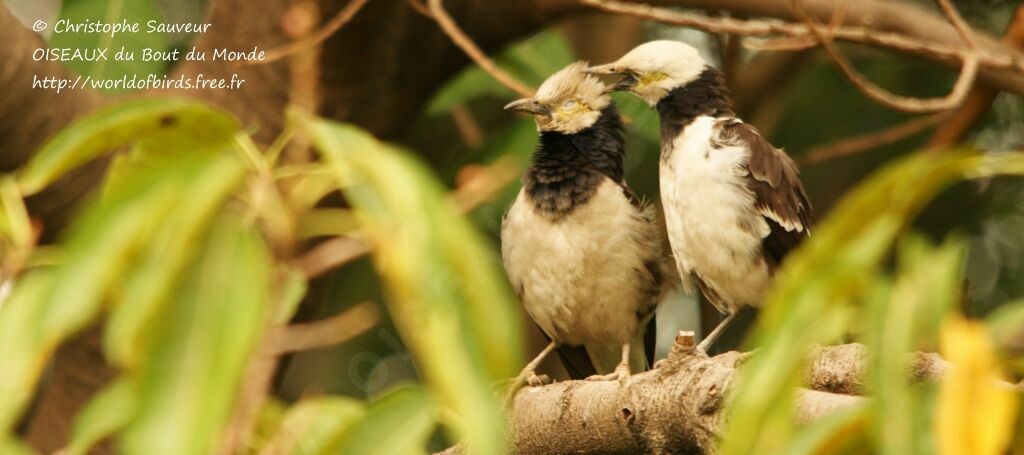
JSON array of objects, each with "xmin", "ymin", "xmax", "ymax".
[
  {"xmin": 588, "ymin": 40, "xmax": 707, "ymax": 106},
  {"xmin": 504, "ymin": 61, "xmax": 612, "ymax": 134}
]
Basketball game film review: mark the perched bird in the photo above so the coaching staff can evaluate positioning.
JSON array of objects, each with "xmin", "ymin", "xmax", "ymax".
[
  {"xmin": 501, "ymin": 62, "xmax": 667, "ymax": 383},
  {"xmin": 589, "ymin": 41, "xmax": 813, "ymax": 353}
]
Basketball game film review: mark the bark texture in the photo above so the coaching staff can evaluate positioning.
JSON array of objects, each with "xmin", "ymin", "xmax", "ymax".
[{"xmin": 502, "ymin": 342, "xmax": 955, "ymax": 454}]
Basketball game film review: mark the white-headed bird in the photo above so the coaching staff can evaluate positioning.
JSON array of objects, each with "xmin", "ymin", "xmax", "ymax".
[
  {"xmin": 589, "ymin": 41, "xmax": 813, "ymax": 353},
  {"xmin": 501, "ymin": 62, "xmax": 668, "ymax": 383}
]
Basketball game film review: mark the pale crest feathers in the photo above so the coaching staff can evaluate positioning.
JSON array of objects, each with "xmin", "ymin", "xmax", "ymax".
[
  {"xmin": 535, "ymin": 61, "xmax": 610, "ymax": 111},
  {"xmin": 612, "ymin": 40, "xmax": 708, "ymax": 106},
  {"xmin": 531, "ymin": 61, "xmax": 612, "ymax": 134},
  {"xmin": 615, "ymin": 40, "xmax": 706, "ymax": 79}
]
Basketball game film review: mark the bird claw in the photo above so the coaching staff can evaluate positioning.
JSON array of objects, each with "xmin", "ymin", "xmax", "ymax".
[
  {"xmin": 525, "ymin": 373, "xmax": 551, "ymax": 387},
  {"xmin": 504, "ymin": 369, "xmax": 550, "ymax": 408},
  {"xmin": 585, "ymin": 363, "xmax": 631, "ymax": 385}
]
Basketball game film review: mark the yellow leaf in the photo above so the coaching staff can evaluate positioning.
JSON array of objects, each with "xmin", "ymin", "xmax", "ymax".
[{"xmin": 935, "ymin": 316, "xmax": 1018, "ymax": 455}]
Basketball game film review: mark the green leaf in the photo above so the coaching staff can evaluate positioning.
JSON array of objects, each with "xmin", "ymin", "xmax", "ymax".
[
  {"xmin": 783, "ymin": 403, "xmax": 869, "ymax": 455},
  {"xmin": 301, "ymin": 116, "xmax": 520, "ymax": 455},
  {"xmin": 866, "ymin": 236, "xmax": 964, "ymax": 455},
  {"xmin": 119, "ymin": 214, "xmax": 272, "ymax": 455},
  {"xmin": 64, "ymin": 379, "xmax": 138, "ymax": 455},
  {"xmin": 0, "ymin": 436, "xmax": 35, "ymax": 455},
  {"xmin": 50, "ymin": 0, "xmax": 171, "ymax": 88},
  {"xmin": 986, "ymin": 299, "xmax": 1024, "ymax": 374},
  {"xmin": 19, "ymin": 98, "xmax": 238, "ymax": 196},
  {"xmin": 336, "ymin": 384, "xmax": 437, "ymax": 455},
  {"xmin": 0, "ymin": 177, "xmax": 32, "ymax": 250},
  {"xmin": 0, "ymin": 172, "xmax": 183, "ymax": 434},
  {"xmin": 0, "ymin": 270, "xmax": 59, "ymax": 434},
  {"xmin": 273, "ymin": 266, "xmax": 310, "ymax": 324},
  {"xmin": 262, "ymin": 397, "xmax": 366, "ymax": 455},
  {"xmin": 103, "ymin": 151, "xmax": 247, "ymax": 368},
  {"xmin": 721, "ymin": 151, "xmax": 1024, "ymax": 455},
  {"xmin": 296, "ymin": 208, "xmax": 360, "ymax": 239}
]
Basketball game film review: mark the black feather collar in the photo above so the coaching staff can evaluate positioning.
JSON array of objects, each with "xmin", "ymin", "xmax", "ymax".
[
  {"xmin": 656, "ymin": 66, "xmax": 734, "ymax": 158},
  {"xmin": 523, "ymin": 106, "xmax": 625, "ymax": 216}
]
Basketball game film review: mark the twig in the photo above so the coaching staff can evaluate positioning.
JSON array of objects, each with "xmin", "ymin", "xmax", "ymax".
[
  {"xmin": 253, "ymin": 0, "xmax": 369, "ymax": 65},
  {"xmin": 927, "ymin": 5, "xmax": 1024, "ymax": 149},
  {"xmin": 744, "ymin": 3, "xmax": 847, "ymax": 52},
  {"xmin": 267, "ymin": 301, "xmax": 380, "ymax": 354},
  {"xmin": 281, "ymin": 0, "xmax": 322, "ymax": 165},
  {"xmin": 291, "ymin": 235, "xmax": 371, "ymax": 279},
  {"xmin": 792, "ymin": 0, "xmax": 979, "ymax": 113},
  {"xmin": 450, "ymin": 103, "xmax": 485, "ymax": 149},
  {"xmin": 451, "ymin": 155, "xmax": 521, "ymax": 212},
  {"xmin": 407, "ymin": 0, "xmax": 432, "ymax": 17},
  {"xmin": 580, "ymin": 0, "xmax": 1024, "ymax": 74},
  {"xmin": 801, "ymin": 112, "xmax": 951, "ymax": 165},
  {"xmin": 426, "ymin": 0, "xmax": 533, "ymax": 97}
]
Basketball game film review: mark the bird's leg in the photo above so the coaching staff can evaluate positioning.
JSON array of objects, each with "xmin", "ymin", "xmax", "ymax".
[
  {"xmin": 585, "ymin": 343, "xmax": 632, "ymax": 385},
  {"xmin": 519, "ymin": 340, "xmax": 556, "ymax": 386},
  {"xmin": 504, "ymin": 341, "xmax": 556, "ymax": 406},
  {"xmin": 696, "ymin": 310, "xmax": 739, "ymax": 355}
]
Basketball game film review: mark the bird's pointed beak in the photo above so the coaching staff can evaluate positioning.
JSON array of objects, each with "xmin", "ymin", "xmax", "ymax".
[
  {"xmin": 587, "ymin": 63, "xmax": 636, "ymax": 92},
  {"xmin": 504, "ymin": 98, "xmax": 550, "ymax": 116},
  {"xmin": 585, "ymin": 63, "xmax": 619, "ymax": 75}
]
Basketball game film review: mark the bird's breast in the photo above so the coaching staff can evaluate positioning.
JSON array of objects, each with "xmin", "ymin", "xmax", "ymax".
[
  {"xmin": 659, "ymin": 116, "xmax": 770, "ymax": 309},
  {"xmin": 501, "ymin": 179, "xmax": 662, "ymax": 346}
]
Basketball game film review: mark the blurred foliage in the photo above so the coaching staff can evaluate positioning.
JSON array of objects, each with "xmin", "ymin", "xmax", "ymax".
[
  {"xmin": 2, "ymin": 1, "xmax": 1024, "ymax": 454},
  {"xmin": 0, "ymin": 97, "xmax": 520, "ymax": 454},
  {"xmin": 721, "ymin": 151, "xmax": 1024, "ymax": 455}
]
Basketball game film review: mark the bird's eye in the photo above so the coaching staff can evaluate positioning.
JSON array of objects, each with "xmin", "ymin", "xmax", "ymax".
[{"xmin": 561, "ymin": 99, "xmax": 578, "ymax": 110}]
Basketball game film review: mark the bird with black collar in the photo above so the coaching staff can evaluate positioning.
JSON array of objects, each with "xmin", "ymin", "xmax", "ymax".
[
  {"xmin": 589, "ymin": 41, "xmax": 814, "ymax": 354},
  {"xmin": 501, "ymin": 61, "xmax": 669, "ymax": 385}
]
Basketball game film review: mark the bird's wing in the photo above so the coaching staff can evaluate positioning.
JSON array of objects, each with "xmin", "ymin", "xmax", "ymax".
[
  {"xmin": 643, "ymin": 313, "xmax": 656, "ymax": 368},
  {"xmin": 538, "ymin": 330, "xmax": 598, "ymax": 379},
  {"xmin": 716, "ymin": 119, "xmax": 813, "ymax": 268}
]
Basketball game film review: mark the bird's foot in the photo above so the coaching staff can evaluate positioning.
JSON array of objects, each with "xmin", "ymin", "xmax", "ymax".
[
  {"xmin": 585, "ymin": 363, "xmax": 631, "ymax": 386},
  {"xmin": 524, "ymin": 373, "xmax": 551, "ymax": 387},
  {"xmin": 504, "ymin": 368, "xmax": 551, "ymax": 407}
]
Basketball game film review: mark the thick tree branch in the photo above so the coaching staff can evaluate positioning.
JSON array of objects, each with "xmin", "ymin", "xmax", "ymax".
[
  {"xmin": 501, "ymin": 340, "xmax": 967, "ymax": 454},
  {"xmin": 805, "ymin": 343, "xmax": 950, "ymax": 395}
]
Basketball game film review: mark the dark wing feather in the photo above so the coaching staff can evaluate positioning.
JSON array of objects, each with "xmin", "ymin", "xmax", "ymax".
[
  {"xmin": 716, "ymin": 120, "xmax": 813, "ymax": 268},
  {"xmin": 643, "ymin": 314, "xmax": 656, "ymax": 369},
  {"xmin": 538, "ymin": 329, "xmax": 597, "ymax": 379}
]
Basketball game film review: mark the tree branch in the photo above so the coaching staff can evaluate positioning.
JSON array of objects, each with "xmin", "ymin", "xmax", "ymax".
[
  {"xmin": 256, "ymin": 0, "xmax": 369, "ymax": 65},
  {"xmin": 801, "ymin": 112, "xmax": 950, "ymax": 165},
  {"xmin": 266, "ymin": 301, "xmax": 380, "ymax": 354},
  {"xmin": 584, "ymin": 0, "xmax": 1024, "ymax": 97},
  {"xmin": 426, "ymin": 0, "xmax": 534, "ymax": 97},
  {"xmin": 927, "ymin": 4, "xmax": 1024, "ymax": 149},
  {"xmin": 500, "ymin": 339, "xmax": 964, "ymax": 454},
  {"xmin": 791, "ymin": 0, "xmax": 979, "ymax": 113}
]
